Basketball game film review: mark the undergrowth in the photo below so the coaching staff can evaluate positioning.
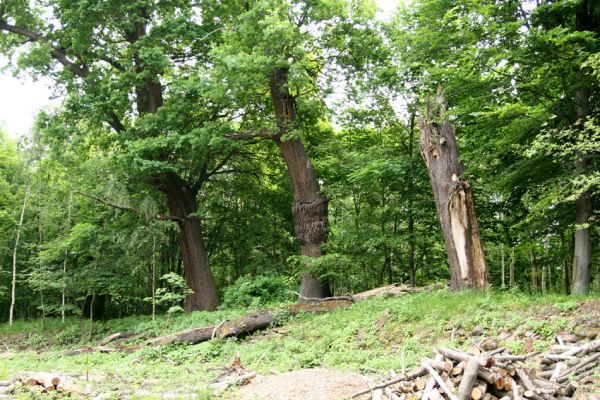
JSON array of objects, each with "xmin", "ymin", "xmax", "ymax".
[{"xmin": 0, "ymin": 289, "xmax": 597, "ymax": 398}]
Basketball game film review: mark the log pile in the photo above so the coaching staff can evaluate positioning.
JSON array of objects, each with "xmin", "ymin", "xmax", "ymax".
[
  {"xmin": 0, "ymin": 373, "xmax": 67, "ymax": 398},
  {"xmin": 352, "ymin": 339, "xmax": 600, "ymax": 400}
]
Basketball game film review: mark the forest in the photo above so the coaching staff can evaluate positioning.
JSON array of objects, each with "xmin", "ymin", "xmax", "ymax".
[{"xmin": 0, "ymin": 0, "xmax": 598, "ymax": 322}]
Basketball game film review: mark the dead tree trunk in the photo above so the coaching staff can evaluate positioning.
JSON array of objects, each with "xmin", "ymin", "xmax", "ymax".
[
  {"xmin": 9, "ymin": 185, "xmax": 30, "ymax": 326},
  {"xmin": 162, "ymin": 172, "xmax": 219, "ymax": 311},
  {"xmin": 418, "ymin": 89, "xmax": 489, "ymax": 290},
  {"xmin": 269, "ymin": 67, "xmax": 331, "ymax": 299}
]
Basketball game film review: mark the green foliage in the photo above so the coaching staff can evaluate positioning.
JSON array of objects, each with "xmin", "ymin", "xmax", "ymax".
[{"xmin": 222, "ymin": 275, "xmax": 294, "ymax": 308}]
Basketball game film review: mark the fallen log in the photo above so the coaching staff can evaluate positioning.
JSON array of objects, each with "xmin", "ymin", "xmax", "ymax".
[
  {"xmin": 148, "ymin": 283, "xmax": 446, "ymax": 347},
  {"xmin": 98, "ymin": 331, "xmax": 135, "ymax": 346},
  {"xmin": 148, "ymin": 299, "xmax": 354, "ymax": 346}
]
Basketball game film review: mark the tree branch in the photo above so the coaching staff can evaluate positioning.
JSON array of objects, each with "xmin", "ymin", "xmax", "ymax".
[
  {"xmin": 0, "ymin": 20, "xmax": 127, "ymax": 133},
  {"xmin": 227, "ymin": 128, "xmax": 277, "ymax": 141},
  {"xmin": 74, "ymin": 190, "xmax": 184, "ymax": 223}
]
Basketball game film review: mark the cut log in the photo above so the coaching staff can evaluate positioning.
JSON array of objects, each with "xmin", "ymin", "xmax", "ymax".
[{"xmin": 457, "ymin": 358, "xmax": 480, "ymax": 400}]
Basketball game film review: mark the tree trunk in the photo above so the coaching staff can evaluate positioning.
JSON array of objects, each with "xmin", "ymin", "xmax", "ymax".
[
  {"xmin": 561, "ymin": 231, "xmax": 571, "ymax": 294},
  {"xmin": 269, "ymin": 67, "xmax": 330, "ymax": 299},
  {"xmin": 529, "ymin": 236, "xmax": 539, "ymax": 292},
  {"xmin": 62, "ymin": 191, "xmax": 73, "ymax": 323},
  {"xmin": 162, "ymin": 172, "xmax": 219, "ymax": 311},
  {"xmin": 9, "ymin": 185, "xmax": 29, "ymax": 326},
  {"xmin": 571, "ymin": 86, "xmax": 592, "ymax": 295},
  {"xmin": 570, "ymin": 5, "xmax": 594, "ymax": 295},
  {"xmin": 501, "ymin": 243, "xmax": 506, "ymax": 289},
  {"xmin": 418, "ymin": 89, "xmax": 489, "ymax": 290},
  {"xmin": 510, "ymin": 247, "xmax": 515, "ymax": 289},
  {"xmin": 408, "ymin": 111, "xmax": 417, "ymax": 286}
]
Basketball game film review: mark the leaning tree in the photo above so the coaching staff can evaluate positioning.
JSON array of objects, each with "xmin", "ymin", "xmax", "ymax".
[{"xmin": 212, "ymin": 0, "xmax": 379, "ymax": 299}]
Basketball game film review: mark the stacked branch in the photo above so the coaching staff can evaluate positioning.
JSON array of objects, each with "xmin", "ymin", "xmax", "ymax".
[{"xmin": 352, "ymin": 338, "xmax": 600, "ymax": 400}]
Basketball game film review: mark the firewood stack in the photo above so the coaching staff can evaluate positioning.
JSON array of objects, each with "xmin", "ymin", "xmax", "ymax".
[
  {"xmin": 0, "ymin": 373, "xmax": 66, "ymax": 398},
  {"xmin": 352, "ymin": 338, "xmax": 600, "ymax": 400}
]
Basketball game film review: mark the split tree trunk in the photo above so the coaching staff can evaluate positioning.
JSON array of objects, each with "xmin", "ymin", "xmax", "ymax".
[
  {"xmin": 269, "ymin": 67, "xmax": 331, "ymax": 299},
  {"xmin": 162, "ymin": 172, "xmax": 219, "ymax": 311},
  {"xmin": 418, "ymin": 89, "xmax": 489, "ymax": 290},
  {"xmin": 9, "ymin": 185, "xmax": 29, "ymax": 326}
]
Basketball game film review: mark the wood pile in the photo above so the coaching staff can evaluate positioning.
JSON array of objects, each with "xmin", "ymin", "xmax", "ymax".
[
  {"xmin": 352, "ymin": 339, "xmax": 600, "ymax": 400},
  {"xmin": 209, "ymin": 354, "xmax": 257, "ymax": 396},
  {"xmin": 0, "ymin": 373, "xmax": 67, "ymax": 398}
]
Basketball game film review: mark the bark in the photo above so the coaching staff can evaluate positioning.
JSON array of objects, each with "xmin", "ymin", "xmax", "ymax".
[
  {"xmin": 161, "ymin": 172, "xmax": 219, "ymax": 311},
  {"xmin": 510, "ymin": 247, "xmax": 515, "ymax": 289},
  {"xmin": 269, "ymin": 67, "xmax": 330, "ymax": 299},
  {"xmin": 62, "ymin": 191, "xmax": 73, "ymax": 323},
  {"xmin": 571, "ymin": 79, "xmax": 592, "ymax": 295},
  {"xmin": 561, "ymin": 231, "xmax": 571, "ymax": 294},
  {"xmin": 9, "ymin": 185, "xmax": 29, "ymax": 326},
  {"xmin": 408, "ymin": 111, "xmax": 417, "ymax": 286},
  {"xmin": 570, "ymin": 2, "xmax": 594, "ymax": 295},
  {"xmin": 418, "ymin": 90, "xmax": 489, "ymax": 290},
  {"xmin": 151, "ymin": 233, "xmax": 157, "ymax": 321},
  {"xmin": 530, "ymin": 238, "xmax": 539, "ymax": 292}
]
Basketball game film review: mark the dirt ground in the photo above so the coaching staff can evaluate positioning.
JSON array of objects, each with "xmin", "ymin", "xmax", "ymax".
[{"xmin": 231, "ymin": 368, "xmax": 373, "ymax": 400}]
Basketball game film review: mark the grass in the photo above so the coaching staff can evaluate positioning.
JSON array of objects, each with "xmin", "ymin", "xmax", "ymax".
[{"xmin": 0, "ymin": 289, "xmax": 597, "ymax": 398}]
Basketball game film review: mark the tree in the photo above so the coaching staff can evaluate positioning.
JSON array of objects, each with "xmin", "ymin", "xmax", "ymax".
[
  {"xmin": 418, "ymin": 89, "xmax": 489, "ymax": 290},
  {"xmin": 213, "ymin": 0, "xmax": 378, "ymax": 298},
  {"xmin": 0, "ymin": 0, "xmax": 247, "ymax": 310}
]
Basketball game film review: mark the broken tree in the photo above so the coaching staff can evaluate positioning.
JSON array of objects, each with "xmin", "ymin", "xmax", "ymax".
[{"xmin": 418, "ymin": 88, "xmax": 489, "ymax": 290}]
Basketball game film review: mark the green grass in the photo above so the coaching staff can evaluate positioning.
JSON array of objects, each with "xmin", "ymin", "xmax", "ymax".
[{"xmin": 0, "ymin": 289, "xmax": 597, "ymax": 398}]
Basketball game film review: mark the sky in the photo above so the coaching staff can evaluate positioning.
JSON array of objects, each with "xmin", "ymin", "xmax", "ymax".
[{"xmin": 0, "ymin": 0, "xmax": 401, "ymax": 139}]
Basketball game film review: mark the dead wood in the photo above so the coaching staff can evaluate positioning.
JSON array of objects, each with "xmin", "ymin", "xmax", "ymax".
[
  {"xmin": 98, "ymin": 331, "xmax": 136, "ymax": 346},
  {"xmin": 147, "ymin": 283, "xmax": 444, "ymax": 347}
]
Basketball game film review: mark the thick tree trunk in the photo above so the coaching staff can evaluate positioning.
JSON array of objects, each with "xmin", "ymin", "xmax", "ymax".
[
  {"xmin": 162, "ymin": 172, "xmax": 219, "ymax": 311},
  {"xmin": 570, "ymin": 2, "xmax": 594, "ymax": 295},
  {"xmin": 571, "ymin": 80, "xmax": 592, "ymax": 295},
  {"xmin": 270, "ymin": 67, "xmax": 330, "ymax": 299},
  {"xmin": 418, "ymin": 90, "xmax": 489, "ymax": 290}
]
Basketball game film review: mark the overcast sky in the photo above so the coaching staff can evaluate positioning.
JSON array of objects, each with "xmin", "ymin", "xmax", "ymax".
[{"xmin": 0, "ymin": 0, "xmax": 401, "ymax": 139}]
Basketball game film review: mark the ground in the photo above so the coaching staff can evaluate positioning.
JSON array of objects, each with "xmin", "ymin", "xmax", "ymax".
[{"xmin": 1, "ymin": 290, "xmax": 599, "ymax": 399}]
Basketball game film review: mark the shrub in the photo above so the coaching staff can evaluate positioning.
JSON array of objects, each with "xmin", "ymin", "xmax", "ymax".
[{"xmin": 222, "ymin": 275, "xmax": 294, "ymax": 308}]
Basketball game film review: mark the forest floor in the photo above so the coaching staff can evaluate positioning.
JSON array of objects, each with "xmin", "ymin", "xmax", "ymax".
[{"xmin": 1, "ymin": 289, "xmax": 599, "ymax": 399}]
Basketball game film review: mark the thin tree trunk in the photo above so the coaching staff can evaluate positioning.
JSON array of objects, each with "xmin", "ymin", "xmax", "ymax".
[
  {"xmin": 152, "ymin": 233, "xmax": 157, "ymax": 321},
  {"xmin": 418, "ymin": 88, "xmax": 489, "ymax": 290},
  {"xmin": 162, "ymin": 172, "xmax": 219, "ymax": 311},
  {"xmin": 561, "ymin": 231, "xmax": 571, "ymax": 294},
  {"xmin": 529, "ymin": 237, "xmax": 539, "ymax": 292},
  {"xmin": 269, "ymin": 67, "xmax": 330, "ymax": 299},
  {"xmin": 501, "ymin": 243, "xmax": 506, "ymax": 289},
  {"xmin": 408, "ymin": 111, "xmax": 416, "ymax": 286},
  {"xmin": 62, "ymin": 191, "xmax": 73, "ymax": 323},
  {"xmin": 89, "ymin": 292, "xmax": 95, "ymax": 341},
  {"xmin": 510, "ymin": 247, "xmax": 515, "ymax": 289},
  {"xmin": 9, "ymin": 185, "xmax": 30, "ymax": 326}
]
